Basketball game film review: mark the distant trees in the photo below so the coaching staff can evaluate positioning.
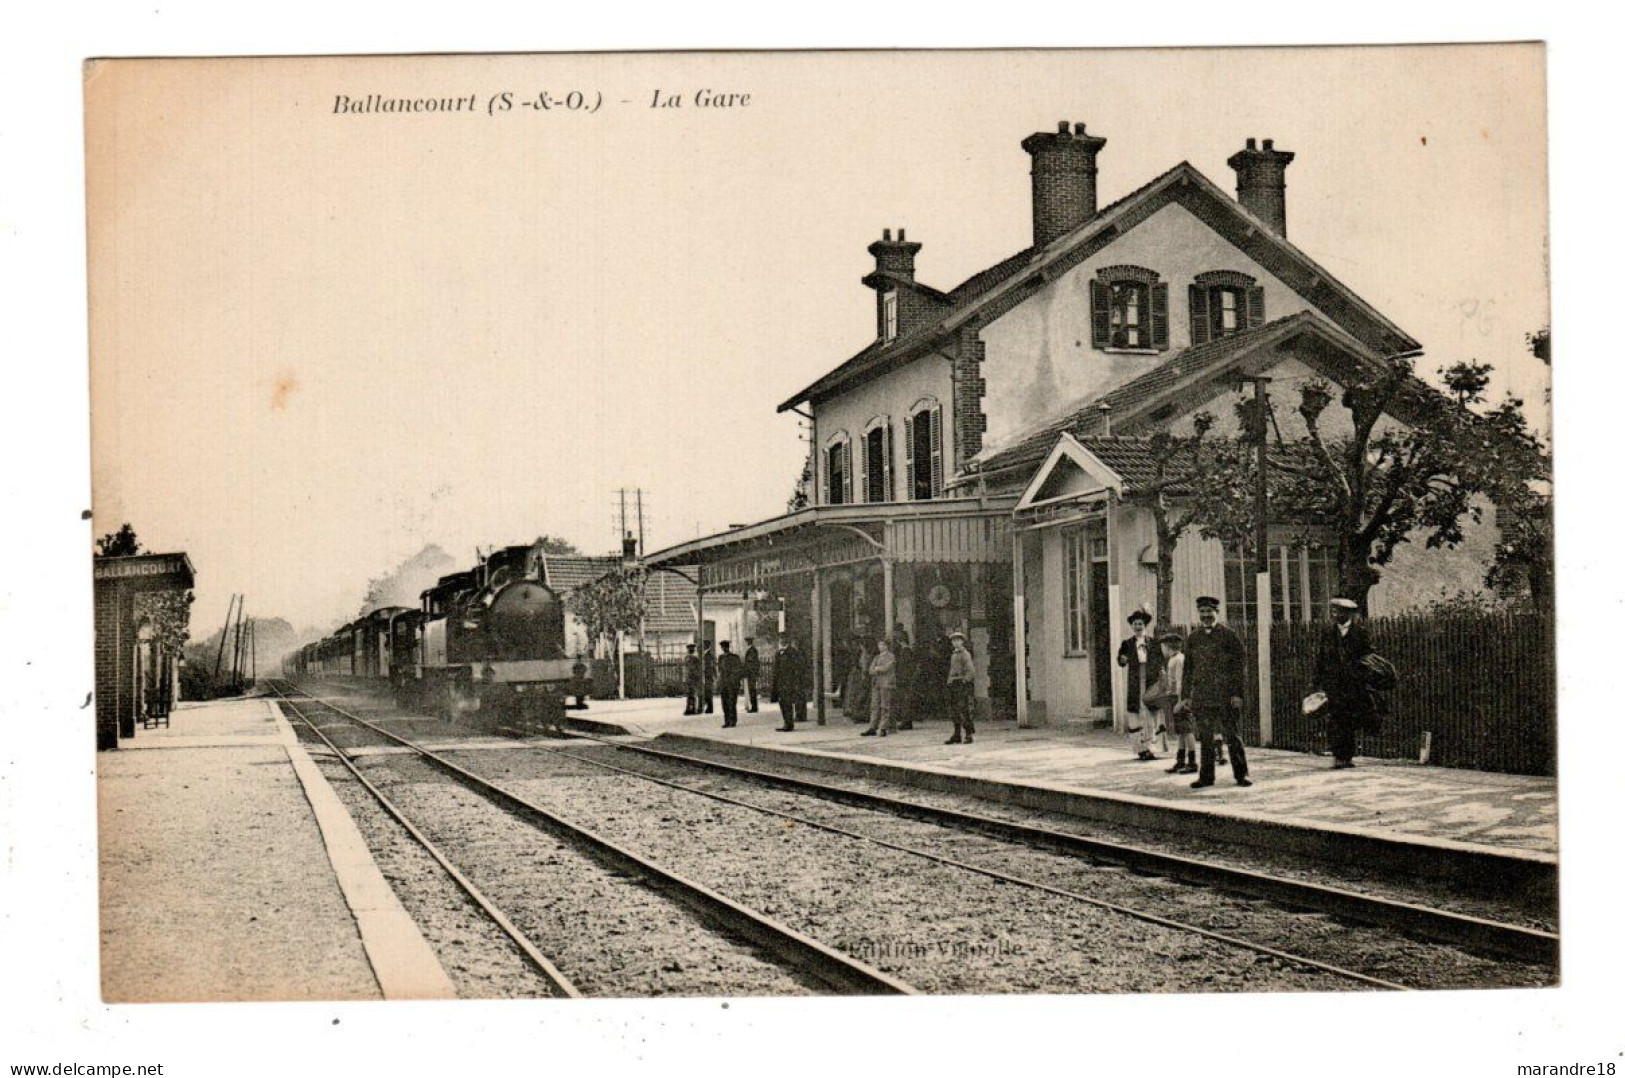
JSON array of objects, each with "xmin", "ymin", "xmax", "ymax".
[
  {"xmin": 95, "ymin": 523, "xmax": 141, "ymax": 557},
  {"xmin": 532, "ymin": 534, "xmax": 580, "ymax": 555},
  {"xmin": 787, "ymin": 454, "xmax": 813, "ymax": 512}
]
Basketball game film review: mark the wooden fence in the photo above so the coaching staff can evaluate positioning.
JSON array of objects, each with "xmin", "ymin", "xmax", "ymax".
[{"xmin": 1230, "ymin": 612, "xmax": 1555, "ymax": 775}]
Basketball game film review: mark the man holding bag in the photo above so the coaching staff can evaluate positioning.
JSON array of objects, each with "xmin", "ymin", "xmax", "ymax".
[{"xmin": 1312, "ymin": 597, "xmax": 1387, "ymax": 769}]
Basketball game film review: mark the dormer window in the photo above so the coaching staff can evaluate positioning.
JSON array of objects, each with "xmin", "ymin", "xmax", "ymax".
[
  {"xmin": 881, "ymin": 290, "xmax": 898, "ymax": 342},
  {"xmin": 1090, "ymin": 266, "xmax": 1169, "ymax": 352},
  {"xmin": 1191, "ymin": 271, "xmax": 1265, "ymax": 345}
]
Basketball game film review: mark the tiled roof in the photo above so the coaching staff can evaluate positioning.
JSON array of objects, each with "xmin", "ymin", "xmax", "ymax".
[
  {"xmin": 538, "ymin": 555, "xmax": 621, "ymax": 594},
  {"xmin": 978, "ymin": 313, "xmax": 1326, "ymax": 478},
  {"xmin": 643, "ymin": 571, "xmax": 699, "ymax": 634},
  {"xmin": 778, "ymin": 159, "xmax": 1420, "ymax": 414}
]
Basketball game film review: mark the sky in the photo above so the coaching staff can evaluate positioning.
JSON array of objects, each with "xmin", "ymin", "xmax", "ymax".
[{"xmin": 85, "ymin": 46, "xmax": 1549, "ymax": 635}]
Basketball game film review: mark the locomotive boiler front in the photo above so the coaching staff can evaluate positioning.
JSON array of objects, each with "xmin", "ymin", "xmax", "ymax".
[{"xmin": 482, "ymin": 580, "xmax": 568, "ymax": 664}]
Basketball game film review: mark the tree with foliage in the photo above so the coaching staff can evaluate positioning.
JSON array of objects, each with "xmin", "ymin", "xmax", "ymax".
[
  {"xmin": 565, "ymin": 568, "xmax": 648, "ymax": 697},
  {"xmin": 1125, "ymin": 415, "xmax": 1215, "ymax": 627},
  {"xmin": 1192, "ymin": 354, "xmax": 1547, "ymax": 612},
  {"xmin": 95, "ymin": 523, "xmax": 142, "ymax": 557}
]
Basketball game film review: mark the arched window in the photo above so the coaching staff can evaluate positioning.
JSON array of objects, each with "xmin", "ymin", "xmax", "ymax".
[
  {"xmin": 862, "ymin": 416, "xmax": 892, "ymax": 503},
  {"xmin": 1090, "ymin": 265, "xmax": 1169, "ymax": 352},
  {"xmin": 903, "ymin": 398, "xmax": 943, "ymax": 501},
  {"xmin": 823, "ymin": 432, "xmax": 853, "ymax": 505},
  {"xmin": 1191, "ymin": 270, "xmax": 1265, "ymax": 345}
]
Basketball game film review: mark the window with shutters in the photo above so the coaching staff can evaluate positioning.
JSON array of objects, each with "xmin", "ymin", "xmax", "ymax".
[
  {"xmin": 903, "ymin": 398, "xmax": 943, "ymax": 501},
  {"xmin": 823, "ymin": 433, "xmax": 853, "ymax": 506},
  {"xmin": 1090, "ymin": 266, "xmax": 1169, "ymax": 353},
  {"xmin": 1190, "ymin": 271, "xmax": 1266, "ymax": 345},
  {"xmin": 881, "ymin": 291, "xmax": 898, "ymax": 342},
  {"xmin": 862, "ymin": 418, "xmax": 891, "ymax": 503}
]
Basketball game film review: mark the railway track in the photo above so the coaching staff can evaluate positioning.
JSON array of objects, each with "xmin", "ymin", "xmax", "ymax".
[
  {"xmin": 281, "ymin": 681, "xmax": 1555, "ymax": 993},
  {"xmin": 270, "ymin": 682, "xmax": 914, "ymax": 997},
  {"xmin": 558, "ymin": 730, "xmax": 1559, "ymax": 971}
]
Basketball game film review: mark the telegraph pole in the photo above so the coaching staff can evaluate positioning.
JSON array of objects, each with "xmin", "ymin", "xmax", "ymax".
[
  {"xmin": 213, "ymin": 593, "xmax": 238, "ymax": 682},
  {"xmin": 1244, "ymin": 375, "xmax": 1274, "ymax": 746}
]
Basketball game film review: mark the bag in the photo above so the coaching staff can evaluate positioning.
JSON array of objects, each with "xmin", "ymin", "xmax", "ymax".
[
  {"xmin": 1143, "ymin": 678, "xmax": 1175, "ymax": 711},
  {"xmin": 1301, "ymin": 691, "xmax": 1329, "ymax": 717},
  {"xmin": 1360, "ymin": 653, "xmax": 1399, "ymax": 693}
]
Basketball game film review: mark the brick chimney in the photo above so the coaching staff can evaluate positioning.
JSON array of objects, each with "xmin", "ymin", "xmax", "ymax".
[
  {"xmin": 868, "ymin": 227, "xmax": 921, "ymax": 281},
  {"xmin": 865, "ymin": 227, "xmax": 925, "ymax": 340},
  {"xmin": 1020, "ymin": 121, "xmax": 1107, "ymax": 248},
  {"xmin": 1227, "ymin": 138, "xmax": 1295, "ymax": 238}
]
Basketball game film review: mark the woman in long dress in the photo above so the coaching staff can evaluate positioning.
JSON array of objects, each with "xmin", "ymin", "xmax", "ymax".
[{"xmin": 844, "ymin": 635, "xmax": 870, "ymax": 722}]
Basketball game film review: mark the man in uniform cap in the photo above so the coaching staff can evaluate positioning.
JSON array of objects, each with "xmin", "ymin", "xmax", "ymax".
[
  {"xmin": 1181, "ymin": 596, "xmax": 1252, "ymax": 788},
  {"xmin": 1312, "ymin": 597, "xmax": 1380, "ymax": 769},
  {"xmin": 717, "ymin": 640, "xmax": 743, "ymax": 728},
  {"xmin": 682, "ymin": 644, "xmax": 701, "ymax": 715},
  {"xmin": 742, "ymin": 637, "xmax": 761, "ymax": 713}
]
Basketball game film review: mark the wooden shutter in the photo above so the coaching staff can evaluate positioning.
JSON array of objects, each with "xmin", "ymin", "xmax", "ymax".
[
  {"xmin": 904, "ymin": 413, "xmax": 916, "ymax": 500},
  {"xmin": 1090, "ymin": 280, "xmax": 1111, "ymax": 349},
  {"xmin": 859, "ymin": 432, "xmax": 870, "ymax": 504},
  {"xmin": 1246, "ymin": 284, "xmax": 1266, "ymax": 329},
  {"xmin": 881, "ymin": 422, "xmax": 893, "ymax": 501},
  {"xmin": 1150, "ymin": 282, "xmax": 1169, "ymax": 351},
  {"xmin": 821, "ymin": 445, "xmax": 831, "ymax": 505},
  {"xmin": 929, "ymin": 407, "xmax": 943, "ymax": 498},
  {"xmin": 1189, "ymin": 284, "xmax": 1211, "ymax": 346},
  {"xmin": 842, "ymin": 441, "xmax": 854, "ymax": 505}
]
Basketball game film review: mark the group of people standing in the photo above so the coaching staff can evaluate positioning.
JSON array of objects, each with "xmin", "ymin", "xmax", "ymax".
[
  {"xmin": 682, "ymin": 638, "xmax": 764, "ymax": 727},
  {"xmin": 1117, "ymin": 594, "xmax": 1390, "ymax": 788},
  {"xmin": 1117, "ymin": 597, "xmax": 1250, "ymax": 788},
  {"xmin": 840, "ymin": 627, "xmax": 977, "ymax": 745},
  {"xmin": 681, "ymin": 626, "xmax": 980, "ymax": 745}
]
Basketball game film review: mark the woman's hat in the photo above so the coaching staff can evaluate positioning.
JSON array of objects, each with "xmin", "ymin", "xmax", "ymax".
[{"xmin": 1127, "ymin": 608, "xmax": 1152, "ymax": 625}]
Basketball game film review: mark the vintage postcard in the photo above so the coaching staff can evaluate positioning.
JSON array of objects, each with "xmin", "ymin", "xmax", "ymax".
[{"xmin": 84, "ymin": 47, "xmax": 1553, "ymax": 1012}]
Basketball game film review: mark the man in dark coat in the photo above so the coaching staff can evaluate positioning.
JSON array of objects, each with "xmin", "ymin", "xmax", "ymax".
[
  {"xmin": 771, "ymin": 638, "xmax": 810, "ymax": 731},
  {"xmin": 1116, "ymin": 608, "xmax": 1165, "ymax": 760},
  {"xmin": 743, "ymin": 637, "xmax": 761, "ymax": 713},
  {"xmin": 1313, "ymin": 597, "xmax": 1379, "ymax": 769},
  {"xmin": 682, "ymin": 644, "xmax": 701, "ymax": 715},
  {"xmin": 569, "ymin": 655, "xmax": 590, "ymax": 710},
  {"xmin": 1182, "ymin": 596, "xmax": 1251, "ymax": 788},
  {"xmin": 717, "ymin": 640, "xmax": 744, "ymax": 728},
  {"xmin": 701, "ymin": 643, "xmax": 717, "ymax": 714},
  {"xmin": 891, "ymin": 625, "xmax": 915, "ymax": 731}
]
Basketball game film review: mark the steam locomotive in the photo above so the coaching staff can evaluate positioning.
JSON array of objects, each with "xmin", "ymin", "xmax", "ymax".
[{"xmin": 286, "ymin": 543, "xmax": 574, "ymax": 730}]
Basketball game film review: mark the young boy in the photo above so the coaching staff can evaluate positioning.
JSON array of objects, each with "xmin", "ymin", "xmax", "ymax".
[{"xmin": 1158, "ymin": 633, "xmax": 1197, "ymax": 774}]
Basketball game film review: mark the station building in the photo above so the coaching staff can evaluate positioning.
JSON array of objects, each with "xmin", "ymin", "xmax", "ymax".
[
  {"xmin": 93, "ymin": 551, "xmax": 195, "ymax": 749},
  {"xmin": 646, "ymin": 122, "xmax": 1490, "ymax": 731}
]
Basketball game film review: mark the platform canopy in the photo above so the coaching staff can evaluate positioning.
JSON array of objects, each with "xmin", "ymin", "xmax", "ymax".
[{"xmin": 645, "ymin": 498, "xmax": 1016, "ymax": 594}]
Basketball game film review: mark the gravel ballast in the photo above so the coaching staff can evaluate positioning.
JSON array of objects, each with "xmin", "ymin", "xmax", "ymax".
[
  {"xmin": 547, "ymin": 743, "xmax": 1552, "ymax": 991},
  {"xmin": 459, "ymin": 746, "xmax": 1371, "ymax": 995},
  {"xmin": 348, "ymin": 753, "xmax": 822, "ymax": 997}
]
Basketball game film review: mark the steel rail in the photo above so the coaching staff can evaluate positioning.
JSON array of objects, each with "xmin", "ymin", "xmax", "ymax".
[
  {"xmin": 272, "ymin": 683, "xmax": 581, "ymax": 997},
  {"xmin": 546, "ymin": 734, "xmax": 1412, "ymax": 991},
  {"xmin": 277, "ymin": 682, "xmax": 914, "ymax": 996},
  {"xmin": 562, "ymin": 731, "xmax": 1558, "ymax": 971}
]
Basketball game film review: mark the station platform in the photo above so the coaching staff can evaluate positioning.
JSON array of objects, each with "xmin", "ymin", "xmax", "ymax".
[
  {"xmin": 565, "ymin": 697, "xmax": 1558, "ymax": 898},
  {"xmin": 97, "ymin": 694, "xmax": 456, "ymax": 1003}
]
